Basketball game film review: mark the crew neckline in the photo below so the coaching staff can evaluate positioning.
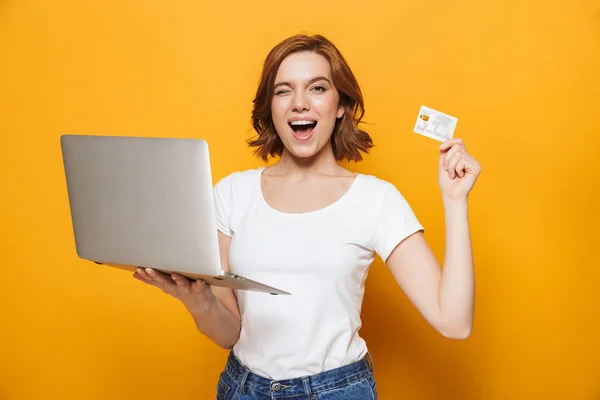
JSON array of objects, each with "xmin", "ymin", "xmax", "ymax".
[{"xmin": 257, "ymin": 166, "xmax": 362, "ymax": 216}]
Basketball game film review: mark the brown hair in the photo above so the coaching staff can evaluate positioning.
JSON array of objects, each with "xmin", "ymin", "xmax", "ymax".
[{"xmin": 247, "ymin": 34, "xmax": 373, "ymax": 162}]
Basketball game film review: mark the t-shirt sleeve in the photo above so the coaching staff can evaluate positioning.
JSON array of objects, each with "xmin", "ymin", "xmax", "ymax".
[
  {"xmin": 373, "ymin": 183, "xmax": 424, "ymax": 262},
  {"xmin": 213, "ymin": 174, "xmax": 233, "ymax": 237}
]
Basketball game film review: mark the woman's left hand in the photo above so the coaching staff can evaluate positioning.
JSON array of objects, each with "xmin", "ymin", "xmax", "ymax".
[{"xmin": 438, "ymin": 138, "xmax": 482, "ymax": 201}]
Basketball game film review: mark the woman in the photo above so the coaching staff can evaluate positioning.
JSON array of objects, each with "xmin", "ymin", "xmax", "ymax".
[{"xmin": 133, "ymin": 34, "xmax": 481, "ymax": 400}]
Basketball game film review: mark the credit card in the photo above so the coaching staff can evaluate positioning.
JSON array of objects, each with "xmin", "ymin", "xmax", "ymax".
[{"xmin": 413, "ymin": 105, "xmax": 458, "ymax": 142}]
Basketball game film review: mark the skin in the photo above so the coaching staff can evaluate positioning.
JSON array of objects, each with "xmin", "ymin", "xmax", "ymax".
[
  {"xmin": 261, "ymin": 51, "xmax": 357, "ymax": 214},
  {"xmin": 134, "ymin": 50, "xmax": 482, "ymax": 348}
]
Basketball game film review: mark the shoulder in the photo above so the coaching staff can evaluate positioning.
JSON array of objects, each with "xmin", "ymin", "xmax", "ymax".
[
  {"xmin": 214, "ymin": 167, "xmax": 264, "ymax": 197},
  {"xmin": 215, "ymin": 167, "xmax": 263, "ymax": 186},
  {"xmin": 356, "ymin": 173, "xmax": 400, "ymax": 197},
  {"xmin": 355, "ymin": 173, "xmax": 417, "ymax": 213}
]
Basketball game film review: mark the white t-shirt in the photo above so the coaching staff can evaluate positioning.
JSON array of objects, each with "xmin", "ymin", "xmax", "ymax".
[{"xmin": 213, "ymin": 166, "xmax": 424, "ymax": 380}]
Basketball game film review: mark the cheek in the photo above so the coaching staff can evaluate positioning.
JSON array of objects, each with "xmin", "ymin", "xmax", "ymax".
[
  {"xmin": 314, "ymin": 95, "xmax": 340, "ymax": 117},
  {"xmin": 271, "ymin": 98, "xmax": 288, "ymax": 121},
  {"xmin": 270, "ymin": 100, "xmax": 290, "ymax": 136}
]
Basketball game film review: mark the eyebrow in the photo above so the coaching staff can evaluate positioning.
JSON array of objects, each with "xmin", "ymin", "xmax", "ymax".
[{"xmin": 273, "ymin": 76, "xmax": 332, "ymax": 90}]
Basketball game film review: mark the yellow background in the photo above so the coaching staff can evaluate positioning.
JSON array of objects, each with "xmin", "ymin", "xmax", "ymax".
[{"xmin": 1, "ymin": 0, "xmax": 599, "ymax": 399}]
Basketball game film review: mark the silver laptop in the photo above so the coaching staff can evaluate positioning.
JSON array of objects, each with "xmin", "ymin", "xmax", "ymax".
[{"xmin": 60, "ymin": 134, "xmax": 290, "ymax": 295}]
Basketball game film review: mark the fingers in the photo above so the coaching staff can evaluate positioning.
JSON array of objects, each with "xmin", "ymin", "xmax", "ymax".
[
  {"xmin": 171, "ymin": 273, "xmax": 192, "ymax": 289},
  {"xmin": 442, "ymin": 144, "xmax": 461, "ymax": 171},
  {"xmin": 134, "ymin": 269, "xmax": 209, "ymax": 299},
  {"xmin": 192, "ymin": 278, "xmax": 208, "ymax": 292},
  {"xmin": 144, "ymin": 268, "xmax": 175, "ymax": 286},
  {"xmin": 182, "ymin": 275, "xmax": 209, "ymax": 293},
  {"xmin": 439, "ymin": 138, "xmax": 477, "ymax": 178},
  {"xmin": 134, "ymin": 268, "xmax": 153, "ymax": 284},
  {"xmin": 439, "ymin": 137, "xmax": 465, "ymax": 152},
  {"xmin": 447, "ymin": 151, "xmax": 462, "ymax": 179},
  {"xmin": 133, "ymin": 268, "xmax": 174, "ymax": 290},
  {"xmin": 449, "ymin": 153, "xmax": 478, "ymax": 179},
  {"xmin": 172, "ymin": 273, "xmax": 208, "ymax": 290},
  {"xmin": 171, "ymin": 273, "xmax": 187, "ymax": 286},
  {"xmin": 455, "ymin": 158, "xmax": 467, "ymax": 178}
]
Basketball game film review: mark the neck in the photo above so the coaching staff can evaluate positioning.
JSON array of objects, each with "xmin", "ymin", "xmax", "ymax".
[{"xmin": 273, "ymin": 141, "xmax": 340, "ymax": 176}]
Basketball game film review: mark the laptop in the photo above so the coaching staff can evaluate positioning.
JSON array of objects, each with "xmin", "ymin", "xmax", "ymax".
[{"xmin": 60, "ymin": 134, "xmax": 290, "ymax": 296}]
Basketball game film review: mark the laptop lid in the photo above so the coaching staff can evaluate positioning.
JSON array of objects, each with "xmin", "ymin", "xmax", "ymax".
[{"xmin": 60, "ymin": 134, "xmax": 222, "ymax": 276}]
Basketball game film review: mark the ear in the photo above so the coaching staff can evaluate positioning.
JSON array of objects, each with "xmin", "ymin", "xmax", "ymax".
[{"xmin": 336, "ymin": 104, "xmax": 345, "ymax": 119}]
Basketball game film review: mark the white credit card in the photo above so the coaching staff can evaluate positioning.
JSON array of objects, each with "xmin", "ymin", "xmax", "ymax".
[{"xmin": 413, "ymin": 105, "xmax": 458, "ymax": 142}]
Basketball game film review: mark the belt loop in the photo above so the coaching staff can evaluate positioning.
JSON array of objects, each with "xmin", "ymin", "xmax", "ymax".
[
  {"xmin": 239, "ymin": 368, "xmax": 249, "ymax": 394},
  {"xmin": 366, "ymin": 352, "xmax": 374, "ymax": 371},
  {"xmin": 301, "ymin": 376, "xmax": 312, "ymax": 397}
]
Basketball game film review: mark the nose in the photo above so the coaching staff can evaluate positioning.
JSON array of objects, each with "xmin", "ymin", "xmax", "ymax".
[{"xmin": 291, "ymin": 91, "xmax": 310, "ymax": 112}]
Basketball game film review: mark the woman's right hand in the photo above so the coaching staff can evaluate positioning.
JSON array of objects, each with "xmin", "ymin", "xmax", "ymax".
[{"xmin": 133, "ymin": 267, "xmax": 216, "ymax": 313}]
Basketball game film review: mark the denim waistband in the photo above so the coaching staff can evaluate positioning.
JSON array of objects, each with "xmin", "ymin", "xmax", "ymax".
[{"xmin": 224, "ymin": 350, "xmax": 374, "ymax": 397}]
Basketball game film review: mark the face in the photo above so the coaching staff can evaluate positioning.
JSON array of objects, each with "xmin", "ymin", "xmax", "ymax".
[{"xmin": 270, "ymin": 51, "xmax": 345, "ymax": 159}]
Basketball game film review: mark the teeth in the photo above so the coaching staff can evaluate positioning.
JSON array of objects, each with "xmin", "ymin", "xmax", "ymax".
[{"xmin": 290, "ymin": 120, "xmax": 316, "ymax": 126}]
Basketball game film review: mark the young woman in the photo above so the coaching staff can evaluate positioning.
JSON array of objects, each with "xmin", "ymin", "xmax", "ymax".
[{"xmin": 133, "ymin": 34, "xmax": 481, "ymax": 400}]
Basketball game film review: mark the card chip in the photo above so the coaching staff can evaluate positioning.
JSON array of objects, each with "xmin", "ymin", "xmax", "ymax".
[{"xmin": 413, "ymin": 105, "xmax": 458, "ymax": 142}]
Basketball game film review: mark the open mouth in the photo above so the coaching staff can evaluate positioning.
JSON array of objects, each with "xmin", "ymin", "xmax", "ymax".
[{"xmin": 289, "ymin": 120, "xmax": 317, "ymax": 139}]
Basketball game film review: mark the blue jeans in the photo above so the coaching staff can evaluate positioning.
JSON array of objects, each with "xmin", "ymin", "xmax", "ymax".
[{"xmin": 216, "ymin": 351, "xmax": 378, "ymax": 400}]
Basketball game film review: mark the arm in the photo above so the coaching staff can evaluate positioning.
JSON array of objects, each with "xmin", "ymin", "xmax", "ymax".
[
  {"xmin": 386, "ymin": 200, "xmax": 474, "ymax": 339},
  {"xmin": 186, "ymin": 231, "xmax": 241, "ymax": 349},
  {"xmin": 385, "ymin": 138, "xmax": 480, "ymax": 339},
  {"xmin": 133, "ymin": 231, "xmax": 241, "ymax": 349}
]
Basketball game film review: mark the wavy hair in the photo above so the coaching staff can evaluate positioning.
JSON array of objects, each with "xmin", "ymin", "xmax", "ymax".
[{"xmin": 247, "ymin": 34, "xmax": 373, "ymax": 162}]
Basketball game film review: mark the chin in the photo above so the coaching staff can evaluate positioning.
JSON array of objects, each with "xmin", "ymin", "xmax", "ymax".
[{"xmin": 285, "ymin": 142, "xmax": 323, "ymax": 159}]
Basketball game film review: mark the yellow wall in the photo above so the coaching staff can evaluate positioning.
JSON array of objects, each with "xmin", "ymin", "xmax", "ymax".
[{"xmin": 1, "ymin": 0, "xmax": 598, "ymax": 399}]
